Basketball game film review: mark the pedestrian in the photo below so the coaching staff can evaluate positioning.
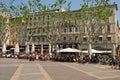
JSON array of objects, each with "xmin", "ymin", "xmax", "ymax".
[{"xmin": 29, "ymin": 54, "xmax": 32, "ymax": 61}]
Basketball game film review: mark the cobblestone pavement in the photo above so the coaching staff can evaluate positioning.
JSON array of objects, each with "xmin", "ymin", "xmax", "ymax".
[{"xmin": 0, "ymin": 58, "xmax": 120, "ymax": 80}]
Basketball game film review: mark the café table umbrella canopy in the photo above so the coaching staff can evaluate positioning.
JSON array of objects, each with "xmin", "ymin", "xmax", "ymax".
[
  {"xmin": 82, "ymin": 49, "xmax": 103, "ymax": 53},
  {"xmin": 57, "ymin": 48, "xmax": 81, "ymax": 53}
]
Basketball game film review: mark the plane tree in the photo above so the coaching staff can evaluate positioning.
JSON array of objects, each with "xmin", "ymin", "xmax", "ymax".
[{"xmin": 75, "ymin": 0, "xmax": 113, "ymax": 58}]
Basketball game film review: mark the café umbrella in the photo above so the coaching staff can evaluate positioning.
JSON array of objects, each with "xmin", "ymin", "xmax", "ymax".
[
  {"xmin": 82, "ymin": 49, "xmax": 103, "ymax": 53},
  {"xmin": 57, "ymin": 48, "xmax": 81, "ymax": 53}
]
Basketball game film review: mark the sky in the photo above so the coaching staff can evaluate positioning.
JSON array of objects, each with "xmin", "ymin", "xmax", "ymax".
[{"xmin": 1, "ymin": 0, "xmax": 120, "ymax": 26}]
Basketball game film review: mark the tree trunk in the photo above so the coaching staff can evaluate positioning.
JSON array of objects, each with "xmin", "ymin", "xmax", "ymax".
[{"xmin": 88, "ymin": 43, "xmax": 92, "ymax": 59}]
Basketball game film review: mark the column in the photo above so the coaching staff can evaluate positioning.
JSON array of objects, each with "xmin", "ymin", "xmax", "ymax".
[
  {"xmin": 52, "ymin": 45, "xmax": 55, "ymax": 52},
  {"xmin": 112, "ymin": 43, "xmax": 116, "ymax": 59},
  {"xmin": 41, "ymin": 44, "xmax": 43, "ymax": 55},
  {"xmin": 49, "ymin": 44, "xmax": 52, "ymax": 55},
  {"xmin": 56, "ymin": 44, "xmax": 59, "ymax": 56},
  {"xmin": 56, "ymin": 44, "xmax": 59, "ymax": 51}
]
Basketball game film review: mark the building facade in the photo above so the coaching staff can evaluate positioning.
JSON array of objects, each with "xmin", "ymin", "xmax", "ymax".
[{"xmin": 26, "ymin": 3, "xmax": 119, "ymax": 56}]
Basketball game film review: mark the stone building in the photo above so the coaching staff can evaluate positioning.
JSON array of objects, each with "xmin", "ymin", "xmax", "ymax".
[{"xmin": 24, "ymin": 3, "xmax": 120, "ymax": 56}]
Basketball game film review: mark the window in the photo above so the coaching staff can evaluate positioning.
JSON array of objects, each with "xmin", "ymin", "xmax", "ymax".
[
  {"xmin": 83, "ymin": 37, "xmax": 87, "ymax": 41},
  {"xmin": 33, "ymin": 38, "xmax": 35, "ymax": 42},
  {"xmin": 34, "ymin": 23, "xmax": 36, "ymax": 26},
  {"xmin": 75, "ymin": 27, "xmax": 78, "ymax": 32},
  {"xmin": 43, "ymin": 16, "xmax": 45, "ymax": 20},
  {"xmin": 64, "ymin": 37, "xmax": 66, "ymax": 40},
  {"xmin": 29, "ymin": 23, "xmax": 32, "ymax": 26},
  {"xmin": 69, "ymin": 36, "xmax": 72, "ymax": 40},
  {"xmin": 47, "ymin": 21, "xmax": 49, "ymax": 26},
  {"xmin": 83, "ymin": 27, "xmax": 85, "ymax": 33},
  {"xmin": 99, "ymin": 37, "xmax": 102, "ymax": 41},
  {"xmin": 107, "ymin": 25, "xmax": 110, "ymax": 33},
  {"xmin": 38, "ymin": 16, "xmax": 40, "ymax": 20},
  {"xmin": 30, "ymin": 17, "xmax": 32, "ymax": 20},
  {"xmin": 34, "ymin": 17, "xmax": 37, "ymax": 20},
  {"xmin": 29, "ymin": 31, "xmax": 32, "ymax": 34},
  {"xmin": 69, "ymin": 27, "xmax": 72, "ymax": 32},
  {"xmin": 47, "ymin": 15, "xmax": 50, "ymax": 20},
  {"xmin": 75, "ymin": 20, "xmax": 77, "ymax": 25},
  {"xmin": 42, "ymin": 37, "xmax": 44, "ymax": 42},
  {"xmin": 107, "ymin": 37, "xmax": 111, "ymax": 41},
  {"xmin": 33, "ymin": 30, "xmax": 36, "ymax": 34},
  {"xmin": 43, "ymin": 16, "xmax": 45, "ymax": 25},
  {"xmin": 75, "ymin": 36, "xmax": 78, "ymax": 40},
  {"xmin": 53, "ymin": 22, "xmax": 54, "ymax": 25},
  {"xmin": 64, "ymin": 28, "xmax": 67, "ymax": 33},
  {"xmin": 37, "ymin": 37, "xmax": 39, "ymax": 43},
  {"xmin": 37, "ymin": 29, "xmax": 40, "ymax": 34},
  {"xmin": 99, "ymin": 27, "xmax": 102, "ymax": 33},
  {"xmin": 42, "ymin": 29, "xmax": 45, "ymax": 33}
]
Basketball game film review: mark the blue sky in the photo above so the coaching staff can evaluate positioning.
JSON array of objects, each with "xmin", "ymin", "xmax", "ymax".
[{"xmin": 1, "ymin": 0, "xmax": 120, "ymax": 26}]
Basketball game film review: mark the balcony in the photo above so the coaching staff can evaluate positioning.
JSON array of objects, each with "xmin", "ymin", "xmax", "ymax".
[{"xmin": 57, "ymin": 40, "xmax": 80, "ymax": 44}]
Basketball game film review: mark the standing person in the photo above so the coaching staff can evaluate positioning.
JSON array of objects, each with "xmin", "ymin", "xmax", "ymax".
[
  {"xmin": 115, "ymin": 56, "xmax": 119, "ymax": 69},
  {"xmin": 32, "ymin": 53, "xmax": 36, "ymax": 61},
  {"xmin": 29, "ymin": 54, "xmax": 32, "ymax": 61},
  {"xmin": 110, "ymin": 57, "xmax": 115, "ymax": 69}
]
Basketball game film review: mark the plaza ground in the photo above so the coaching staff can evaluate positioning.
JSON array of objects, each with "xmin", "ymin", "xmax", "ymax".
[{"xmin": 0, "ymin": 58, "xmax": 120, "ymax": 80}]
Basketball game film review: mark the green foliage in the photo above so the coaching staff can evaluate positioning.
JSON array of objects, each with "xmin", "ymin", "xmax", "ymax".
[
  {"xmin": 52, "ymin": 50, "xmax": 56, "ymax": 54},
  {"xmin": 20, "ymin": 2, "xmax": 30, "ymax": 16},
  {"xmin": 0, "ymin": 15, "xmax": 6, "ymax": 28},
  {"xmin": 56, "ymin": 0, "xmax": 66, "ymax": 8},
  {"xmin": 9, "ymin": 17, "xmax": 22, "ymax": 27},
  {"xmin": 79, "ymin": 0, "xmax": 113, "ymax": 35},
  {"xmin": 0, "ymin": 15, "xmax": 7, "ymax": 43}
]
